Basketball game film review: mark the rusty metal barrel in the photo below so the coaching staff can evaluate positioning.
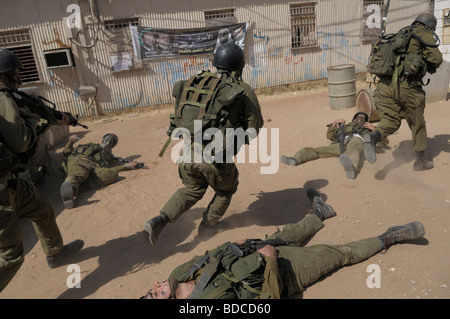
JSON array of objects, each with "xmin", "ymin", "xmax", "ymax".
[
  {"xmin": 327, "ymin": 64, "xmax": 357, "ymax": 110},
  {"xmin": 356, "ymin": 88, "xmax": 380, "ymax": 122}
]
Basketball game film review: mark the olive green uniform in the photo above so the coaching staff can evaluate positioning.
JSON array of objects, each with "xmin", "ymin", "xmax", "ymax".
[
  {"xmin": 169, "ymin": 214, "xmax": 383, "ymax": 299},
  {"xmin": 161, "ymin": 81, "xmax": 263, "ymax": 226},
  {"xmin": 291, "ymin": 121, "xmax": 372, "ymax": 170},
  {"xmin": 62, "ymin": 141, "xmax": 134, "ymax": 194},
  {"xmin": 0, "ymin": 84, "xmax": 63, "ymax": 291},
  {"xmin": 373, "ymin": 24, "xmax": 443, "ymax": 152}
]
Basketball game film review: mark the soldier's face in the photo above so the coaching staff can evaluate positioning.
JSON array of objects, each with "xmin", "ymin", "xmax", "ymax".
[
  {"xmin": 354, "ymin": 114, "xmax": 367, "ymax": 126},
  {"xmin": 142, "ymin": 280, "xmax": 171, "ymax": 299}
]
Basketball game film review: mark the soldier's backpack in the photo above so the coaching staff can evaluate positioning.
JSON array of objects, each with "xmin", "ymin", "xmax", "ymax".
[
  {"xmin": 368, "ymin": 26, "xmax": 415, "ymax": 77},
  {"xmin": 169, "ymin": 70, "xmax": 245, "ymax": 141}
]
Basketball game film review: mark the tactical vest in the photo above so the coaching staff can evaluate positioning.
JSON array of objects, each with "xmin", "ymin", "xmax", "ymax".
[
  {"xmin": 0, "ymin": 89, "xmax": 41, "ymax": 177},
  {"xmin": 70, "ymin": 143, "xmax": 115, "ymax": 168},
  {"xmin": 170, "ymin": 243, "xmax": 270, "ymax": 299},
  {"xmin": 170, "ymin": 70, "xmax": 245, "ymax": 137}
]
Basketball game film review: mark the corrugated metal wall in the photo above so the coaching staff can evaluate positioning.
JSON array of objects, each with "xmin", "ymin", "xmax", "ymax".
[{"xmin": 0, "ymin": 0, "xmax": 431, "ymax": 117}]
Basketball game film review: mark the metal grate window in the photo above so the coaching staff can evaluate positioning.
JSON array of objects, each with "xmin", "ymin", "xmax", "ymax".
[
  {"xmin": 104, "ymin": 18, "xmax": 140, "ymax": 30},
  {"xmin": 290, "ymin": 3, "xmax": 317, "ymax": 48},
  {"xmin": 204, "ymin": 9, "xmax": 237, "ymax": 27},
  {"xmin": 363, "ymin": 0, "xmax": 384, "ymax": 6},
  {"xmin": 0, "ymin": 29, "xmax": 40, "ymax": 83},
  {"xmin": 204, "ymin": 9, "xmax": 235, "ymax": 20}
]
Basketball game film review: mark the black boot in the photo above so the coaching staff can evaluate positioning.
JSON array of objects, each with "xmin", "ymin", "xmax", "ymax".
[
  {"xmin": 47, "ymin": 239, "xmax": 84, "ymax": 269},
  {"xmin": 413, "ymin": 151, "xmax": 434, "ymax": 171},
  {"xmin": 281, "ymin": 155, "xmax": 299, "ymax": 166},
  {"xmin": 363, "ymin": 131, "xmax": 382, "ymax": 164},
  {"xmin": 306, "ymin": 188, "xmax": 336, "ymax": 221},
  {"xmin": 306, "ymin": 188, "xmax": 321, "ymax": 204},
  {"xmin": 143, "ymin": 214, "xmax": 170, "ymax": 247},
  {"xmin": 378, "ymin": 222, "xmax": 425, "ymax": 250}
]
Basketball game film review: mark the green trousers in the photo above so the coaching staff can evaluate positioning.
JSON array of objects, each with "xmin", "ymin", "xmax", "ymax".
[
  {"xmin": 63, "ymin": 156, "xmax": 120, "ymax": 193},
  {"xmin": 268, "ymin": 214, "xmax": 382, "ymax": 296},
  {"xmin": 161, "ymin": 162, "xmax": 239, "ymax": 225},
  {"xmin": 374, "ymin": 79, "xmax": 427, "ymax": 152},
  {"xmin": 293, "ymin": 137, "xmax": 364, "ymax": 170},
  {"xmin": 0, "ymin": 177, "xmax": 63, "ymax": 292}
]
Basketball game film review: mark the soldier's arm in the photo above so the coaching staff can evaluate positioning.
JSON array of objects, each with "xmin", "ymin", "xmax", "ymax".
[
  {"xmin": 257, "ymin": 246, "xmax": 282, "ymax": 299},
  {"xmin": 417, "ymin": 30, "xmax": 443, "ymax": 70},
  {"xmin": 242, "ymin": 85, "xmax": 264, "ymax": 133},
  {"xmin": 0, "ymin": 92, "xmax": 39, "ymax": 153},
  {"xmin": 326, "ymin": 124, "xmax": 337, "ymax": 141},
  {"xmin": 62, "ymin": 135, "xmax": 78, "ymax": 157}
]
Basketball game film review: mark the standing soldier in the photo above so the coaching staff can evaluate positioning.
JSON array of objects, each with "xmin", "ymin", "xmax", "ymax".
[
  {"xmin": 364, "ymin": 13, "xmax": 443, "ymax": 170},
  {"xmin": 0, "ymin": 49, "xmax": 83, "ymax": 292},
  {"xmin": 60, "ymin": 133, "xmax": 139, "ymax": 209},
  {"xmin": 144, "ymin": 43, "xmax": 263, "ymax": 247}
]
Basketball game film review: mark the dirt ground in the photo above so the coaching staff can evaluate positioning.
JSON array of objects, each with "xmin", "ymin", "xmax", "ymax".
[{"xmin": 1, "ymin": 81, "xmax": 449, "ymax": 300}]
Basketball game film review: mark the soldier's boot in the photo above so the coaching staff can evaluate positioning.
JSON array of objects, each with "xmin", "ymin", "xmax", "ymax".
[
  {"xmin": 143, "ymin": 213, "xmax": 170, "ymax": 247},
  {"xmin": 306, "ymin": 188, "xmax": 336, "ymax": 221},
  {"xmin": 60, "ymin": 181, "xmax": 75, "ymax": 209},
  {"xmin": 281, "ymin": 155, "xmax": 299, "ymax": 166},
  {"xmin": 413, "ymin": 151, "xmax": 434, "ymax": 171},
  {"xmin": 46, "ymin": 239, "xmax": 84, "ymax": 269},
  {"xmin": 363, "ymin": 131, "xmax": 382, "ymax": 164},
  {"xmin": 377, "ymin": 222, "xmax": 425, "ymax": 250},
  {"xmin": 306, "ymin": 188, "xmax": 321, "ymax": 205},
  {"xmin": 339, "ymin": 154, "xmax": 356, "ymax": 179}
]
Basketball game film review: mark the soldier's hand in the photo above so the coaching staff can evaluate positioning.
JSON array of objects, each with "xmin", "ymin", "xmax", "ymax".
[
  {"xmin": 69, "ymin": 135, "xmax": 79, "ymax": 143},
  {"xmin": 332, "ymin": 119, "xmax": 346, "ymax": 128},
  {"xmin": 130, "ymin": 160, "xmax": 139, "ymax": 167},
  {"xmin": 257, "ymin": 245, "xmax": 278, "ymax": 258},
  {"xmin": 57, "ymin": 112, "xmax": 71, "ymax": 126},
  {"xmin": 364, "ymin": 122, "xmax": 376, "ymax": 131}
]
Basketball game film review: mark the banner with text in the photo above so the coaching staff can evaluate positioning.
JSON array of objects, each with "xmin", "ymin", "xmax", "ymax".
[{"xmin": 131, "ymin": 23, "xmax": 247, "ymax": 60}]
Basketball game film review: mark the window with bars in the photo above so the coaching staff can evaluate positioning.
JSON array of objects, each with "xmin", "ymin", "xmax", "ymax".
[
  {"xmin": 290, "ymin": 3, "xmax": 317, "ymax": 49},
  {"xmin": 104, "ymin": 18, "xmax": 140, "ymax": 30},
  {"xmin": 363, "ymin": 0, "xmax": 384, "ymax": 6},
  {"xmin": 204, "ymin": 9, "xmax": 237, "ymax": 27},
  {"xmin": 0, "ymin": 29, "xmax": 40, "ymax": 83}
]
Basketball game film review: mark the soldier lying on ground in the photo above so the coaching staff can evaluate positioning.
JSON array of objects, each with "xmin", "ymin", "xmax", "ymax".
[
  {"xmin": 60, "ymin": 133, "xmax": 143, "ymax": 209},
  {"xmin": 141, "ymin": 188, "xmax": 425, "ymax": 299},
  {"xmin": 280, "ymin": 112, "xmax": 387, "ymax": 179}
]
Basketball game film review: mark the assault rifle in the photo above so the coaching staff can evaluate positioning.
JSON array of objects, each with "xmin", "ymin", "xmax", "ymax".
[
  {"xmin": 227, "ymin": 238, "xmax": 291, "ymax": 257},
  {"xmin": 13, "ymin": 90, "xmax": 88, "ymax": 129},
  {"xmin": 114, "ymin": 157, "xmax": 148, "ymax": 169},
  {"xmin": 338, "ymin": 123, "xmax": 346, "ymax": 154}
]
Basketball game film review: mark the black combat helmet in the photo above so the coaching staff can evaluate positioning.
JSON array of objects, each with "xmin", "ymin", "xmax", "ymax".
[
  {"xmin": 102, "ymin": 133, "xmax": 118, "ymax": 148},
  {"xmin": 413, "ymin": 13, "xmax": 437, "ymax": 31},
  {"xmin": 213, "ymin": 42, "xmax": 245, "ymax": 71},
  {"xmin": 0, "ymin": 48, "xmax": 23, "ymax": 74}
]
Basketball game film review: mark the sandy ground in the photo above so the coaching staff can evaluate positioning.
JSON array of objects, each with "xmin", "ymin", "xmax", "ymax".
[{"xmin": 1, "ymin": 82, "xmax": 449, "ymax": 300}]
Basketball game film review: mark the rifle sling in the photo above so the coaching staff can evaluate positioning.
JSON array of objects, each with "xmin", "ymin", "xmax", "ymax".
[{"xmin": 188, "ymin": 251, "xmax": 223, "ymax": 299}]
